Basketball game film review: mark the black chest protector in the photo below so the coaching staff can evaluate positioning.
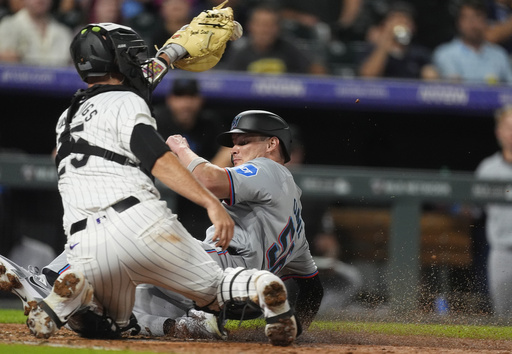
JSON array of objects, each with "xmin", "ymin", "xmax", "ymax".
[{"xmin": 55, "ymin": 84, "xmax": 152, "ymax": 179}]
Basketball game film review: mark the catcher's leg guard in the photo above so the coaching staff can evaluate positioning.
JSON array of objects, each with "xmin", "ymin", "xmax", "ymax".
[{"xmin": 217, "ymin": 267, "xmax": 297, "ymax": 346}]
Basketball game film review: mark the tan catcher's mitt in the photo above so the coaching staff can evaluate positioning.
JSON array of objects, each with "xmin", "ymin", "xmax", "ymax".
[{"xmin": 163, "ymin": 0, "xmax": 242, "ymax": 72}]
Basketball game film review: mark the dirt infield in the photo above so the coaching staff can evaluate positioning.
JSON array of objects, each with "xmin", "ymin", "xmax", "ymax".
[{"xmin": 2, "ymin": 323, "xmax": 512, "ymax": 353}]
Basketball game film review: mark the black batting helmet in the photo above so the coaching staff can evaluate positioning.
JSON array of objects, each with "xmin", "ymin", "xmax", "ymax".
[
  {"xmin": 217, "ymin": 110, "xmax": 292, "ymax": 163},
  {"xmin": 70, "ymin": 23, "xmax": 150, "ymax": 98}
]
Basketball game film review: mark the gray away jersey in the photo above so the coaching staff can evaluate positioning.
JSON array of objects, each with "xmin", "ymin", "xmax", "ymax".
[{"xmin": 204, "ymin": 157, "xmax": 318, "ymax": 278}]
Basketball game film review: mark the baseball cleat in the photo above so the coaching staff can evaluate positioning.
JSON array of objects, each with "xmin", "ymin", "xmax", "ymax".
[
  {"xmin": 27, "ymin": 271, "xmax": 94, "ymax": 339},
  {"xmin": 173, "ymin": 309, "xmax": 227, "ymax": 340},
  {"xmin": 255, "ymin": 274, "xmax": 297, "ymax": 346},
  {"xmin": 0, "ymin": 255, "xmax": 51, "ymax": 315}
]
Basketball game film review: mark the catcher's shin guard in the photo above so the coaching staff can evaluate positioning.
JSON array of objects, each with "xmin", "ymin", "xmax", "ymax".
[{"xmin": 217, "ymin": 267, "xmax": 297, "ymax": 346}]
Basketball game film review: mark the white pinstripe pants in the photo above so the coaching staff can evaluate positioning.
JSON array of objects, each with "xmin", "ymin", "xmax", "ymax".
[{"xmin": 65, "ymin": 199, "xmax": 224, "ymax": 327}]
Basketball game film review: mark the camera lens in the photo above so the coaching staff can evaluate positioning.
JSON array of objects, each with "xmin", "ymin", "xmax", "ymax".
[{"xmin": 393, "ymin": 25, "xmax": 412, "ymax": 45}]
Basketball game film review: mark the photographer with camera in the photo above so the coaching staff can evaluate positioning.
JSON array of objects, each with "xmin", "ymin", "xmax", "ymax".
[{"xmin": 357, "ymin": 1, "xmax": 436, "ymax": 79}]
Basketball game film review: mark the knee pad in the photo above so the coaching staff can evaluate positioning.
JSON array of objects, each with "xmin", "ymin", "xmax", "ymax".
[
  {"xmin": 216, "ymin": 267, "xmax": 289, "ymax": 319},
  {"xmin": 216, "ymin": 267, "xmax": 261, "ymax": 321},
  {"xmin": 217, "ymin": 267, "xmax": 259, "ymax": 307},
  {"xmin": 218, "ymin": 268, "xmax": 297, "ymax": 346}
]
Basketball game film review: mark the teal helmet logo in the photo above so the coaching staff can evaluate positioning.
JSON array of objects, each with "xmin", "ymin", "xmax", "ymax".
[{"xmin": 230, "ymin": 115, "xmax": 241, "ymax": 130}]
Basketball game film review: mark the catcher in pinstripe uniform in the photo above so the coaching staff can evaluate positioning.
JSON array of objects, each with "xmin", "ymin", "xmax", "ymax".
[
  {"xmin": 2, "ymin": 17, "xmax": 297, "ymax": 346},
  {"xmin": 0, "ymin": 3, "xmax": 322, "ymax": 344}
]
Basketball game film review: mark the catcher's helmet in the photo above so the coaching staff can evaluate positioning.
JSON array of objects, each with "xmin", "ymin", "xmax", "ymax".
[
  {"xmin": 70, "ymin": 23, "xmax": 150, "ymax": 98},
  {"xmin": 217, "ymin": 110, "xmax": 292, "ymax": 163}
]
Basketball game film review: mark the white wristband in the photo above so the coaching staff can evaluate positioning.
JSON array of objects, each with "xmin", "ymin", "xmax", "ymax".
[{"xmin": 187, "ymin": 157, "xmax": 208, "ymax": 173}]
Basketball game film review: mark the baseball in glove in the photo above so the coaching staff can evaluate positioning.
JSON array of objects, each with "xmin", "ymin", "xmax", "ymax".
[
  {"xmin": 162, "ymin": 0, "xmax": 241, "ymax": 71},
  {"xmin": 142, "ymin": 0, "xmax": 242, "ymax": 88}
]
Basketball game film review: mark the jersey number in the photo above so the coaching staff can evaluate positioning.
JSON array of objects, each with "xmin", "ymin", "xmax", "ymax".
[
  {"xmin": 69, "ymin": 102, "xmax": 97, "ymax": 169},
  {"xmin": 266, "ymin": 218, "xmax": 295, "ymax": 273},
  {"xmin": 71, "ymin": 155, "xmax": 90, "ymax": 169}
]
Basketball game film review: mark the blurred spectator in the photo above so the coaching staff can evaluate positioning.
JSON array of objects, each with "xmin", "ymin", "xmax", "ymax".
[
  {"xmin": 0, "ymin": 0, "xmax": 73, "ymax": 66},
  {"xmin": 54, "ymin": 0, "xmax": 84, "ymax": 30},
  {"xmin": 280, "ymin": 0, "xmax": 363, "ymax": 42},
  {"xmin": 406, "ymin": 0, "xmax": 459, "ymax": 51},
  {"xmin": 475, "ymin": 104, "xmax": 512, "ymax": 317},
  {"xmin": 278, "ymin": 0, "xmax": 350, "ymax": 72},
  {"xmin": 0, "ymin": 0, "xmax": 23, "ymax": 21},
  {"xmin": 154, "ymin": 77, "xmax": 231, "ymax": 238},
  {"xmin": 155, "ymin": 78, "xmax": 231, "ymax": 166},
  {"xmin": 122, "ymin": 0, "xmax": 160, "ymax": 46},
  {"xmin": 148, "ymin": 0, "xmax": 191, "ymax": 56},
  {"xmin": 80, "ymin": 0, "xmax": 155, "ymax": 44},
  {"xmin": 357, "ymin": 1, "xmax": 435, "ymax": 80},
  {"xmin": 220, "ymin": 3, "xmax": 327, "ymax": 75},
  {"xmin": 84, "ymin": 0, "xmax": 124, "ymax": 24},
  {"xmin": 485, "ymin": 0, "xmax": 512, "ymax": 54},
  {"xmin": 122, "ymin": 0, "xmax": 160, "ymax": 20},
  {"xmin": 318, "ymin": 0, "xmax": 389, "ymax": 76},
  {"xmin": 432, "ymin": 0, "xmax": 512, "ymax": 84},
  {"xmin": 198, "ymin": 0, "xmax": 252, "ymax": 29}
]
